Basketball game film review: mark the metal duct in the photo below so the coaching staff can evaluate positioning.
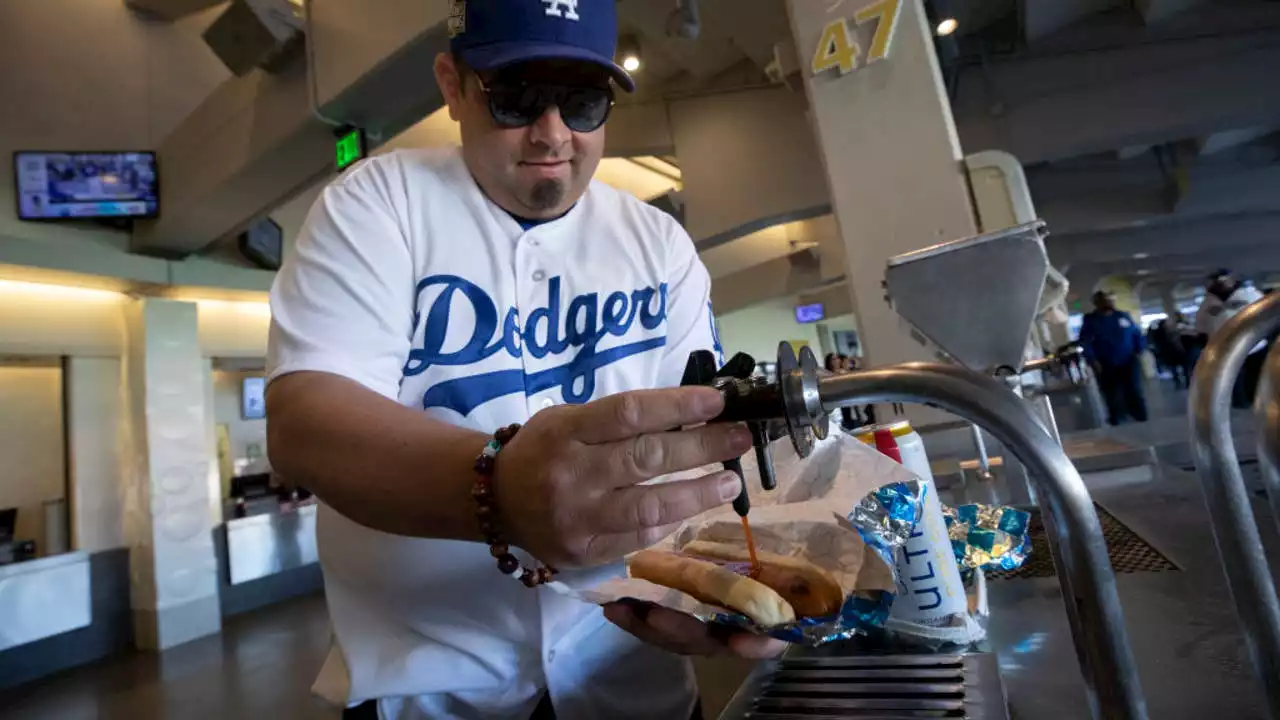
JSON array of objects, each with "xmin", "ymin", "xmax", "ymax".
[
  {"xmin": 203, "ymin": 0, "xmax": 305, "ymax": 77},
  {"xmin": 665, "ymin": 0, "xmax": 700, "ymax": 39}
]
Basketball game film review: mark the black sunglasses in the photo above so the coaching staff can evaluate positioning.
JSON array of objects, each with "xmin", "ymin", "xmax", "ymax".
[{"xmin": 474, "ymin": 76, "xmax": 615, "ymax": 133}]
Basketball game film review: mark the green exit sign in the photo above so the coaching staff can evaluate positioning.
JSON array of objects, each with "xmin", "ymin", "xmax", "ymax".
[{"xmin": 335, "ymin": 128, "xmax": 366, "ymax": 172}]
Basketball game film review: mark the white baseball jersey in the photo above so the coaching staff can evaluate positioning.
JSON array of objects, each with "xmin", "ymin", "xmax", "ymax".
[
  {"xmin": 1196, "ymin": 285, "xmax": 1266, "ymax": 354},
  {"xmin": 267, "ymin": 146, "xmax": 723, "ymax": 720}
]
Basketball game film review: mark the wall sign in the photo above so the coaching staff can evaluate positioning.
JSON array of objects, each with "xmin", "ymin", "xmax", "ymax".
[
  {"xmin": 810, "ymin": 0, "xmax": 902, "ymax": 77},
  {"xmin": 335, "ymin": 127, "xmax": 367, "ymax": 172}
]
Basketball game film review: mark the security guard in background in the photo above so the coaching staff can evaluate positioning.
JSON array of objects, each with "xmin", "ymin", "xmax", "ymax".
[
  {"xmin": 1196, "ymin": 269, "xmax": 1267, "ymax": 407},
  {"xmin": 1079, "ymin": 290, "xmax": 1149, "ymax": 426}
]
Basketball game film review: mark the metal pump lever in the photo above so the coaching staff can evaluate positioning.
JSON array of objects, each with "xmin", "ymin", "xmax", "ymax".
[
  {"xmin": 698, "ymin": 344, "xmax": 830, "ymax": 483},
  {"xmin": 995, "ymin": 343, "xmax": 1088, "ymax": 383},
  {"xmin": 679, "ymin": 350, "xmax": 789, "ymax": 515}
]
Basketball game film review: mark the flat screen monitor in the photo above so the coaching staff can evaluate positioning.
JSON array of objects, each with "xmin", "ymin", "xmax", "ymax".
[
  {"xmin": 795, "ymin": 302, "xmax": 825, "ymax": 324},
  {"xmin": 242, "ymin": 377, "xmax": 266, "ymax": 420},
  {"xmin": 14, "ymin": 151, "xmax": 159, "ymax": 220}
]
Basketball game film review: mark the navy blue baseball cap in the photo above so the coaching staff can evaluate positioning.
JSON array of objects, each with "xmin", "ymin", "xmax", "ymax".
[{"xmin": 448, "ymin": 0, "xmax": 635, "ymax": 92}]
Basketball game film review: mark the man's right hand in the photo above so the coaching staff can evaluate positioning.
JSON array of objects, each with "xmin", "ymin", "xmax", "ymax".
[{"xmin": 494, "ymin": 386, "xmax": 751, "ymax": 569}]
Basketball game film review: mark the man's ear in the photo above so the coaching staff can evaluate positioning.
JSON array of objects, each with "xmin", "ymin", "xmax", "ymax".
[{"xmin": 434, "ymin": 52, "xmax": 464, "ymax": 122}]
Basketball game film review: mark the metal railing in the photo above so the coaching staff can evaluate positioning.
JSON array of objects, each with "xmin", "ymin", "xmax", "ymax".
[
  {"xmin": 816, "ymin": 365, "xmax": 1147, "ymax": 719},
  {"xmin": 1188, "ymin": 291, "xmax": 1280, "ymax": 717},
  {"xmin": 1257, "ymin": 342, "xmax": 1280, "ymax": 540}
]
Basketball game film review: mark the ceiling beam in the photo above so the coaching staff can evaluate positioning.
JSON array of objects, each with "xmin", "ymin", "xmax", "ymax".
[
  {"xmin": 131, "ymin": 60, "xmax": 336, "ymax": 257},
  {"xmin": 1116, "ymin": 145, "xmax": 1151, "ymax": 160},
  {"xmin": 1048, "ymin": 211, "xmax": 1280, "ymax": 268},
  {"xmin": 954, "ymin": 16, "xmax": 1280, "ymax": 164},
  {"xmin": 1095, "ymin": 246, "xmax": 1280, "ymax": 278},
  {"xmin": 132, "ymin": 0, "xmax": 453, "ymax": 256},
  {"xmin": 1134, "ymin": 0, "xmax": 1212, "ymax": 26},
  {"xmin": 1176, "ymin": 158, "xmax": 1280, "ymax": 216},
  {"xmin": 604, "ymin": 101, "xmax": 675, "ymax": 158},
  {"xmin": 1197, "ymin": 126, "xmax": 1275, "ymax": 156},
  {"xmin": 1020, "ymin": 0, "xmax": 1123, "ymax": 42},
  {"xmin": 797, "ymin": 283, "xmax": 854, "ymax": 320},
  {"xmin": 710, "ymin": 252, "xmax": 826, "ymax": 315},
  {"xmin": 668, "ymin": 84, "xmax": 829, "ymax": 244},
  {"xmin": 698, "ymin": 213, "xmax": 845, "ymax": 285}
]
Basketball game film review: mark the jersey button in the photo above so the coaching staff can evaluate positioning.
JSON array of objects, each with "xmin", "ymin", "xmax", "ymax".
[
  {"xmin": 532, "ymin": 270, "xmax": 547, "ymax": 282},
  {"xmin": 541, "ymin": 398, "xmax": 555, "ymax": 410},
  {"xmin": 547, "ymin": 649, "xmax": 556, "ymax": 663}
]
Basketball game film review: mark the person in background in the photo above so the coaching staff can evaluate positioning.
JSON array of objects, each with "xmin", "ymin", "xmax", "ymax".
[
  {"xmin": 1176, "ymin": 312, "xmax": 1204, "ymax": 376},
  {"xmin": 1146, "ymin": 323, "xmax": 1167, "ymax": 378},
  {"xmin": 1196, "ymin": 269, "xmax": 1268, "ymax": 407},
  {"xmin": 1147, "ymin": 318, "xmax": 1188, "ymax": 389},
  {"xmin": 841, "ymin": 355, "xmax": 881, "ymax": 426},
  {"xmin": 824, "ymin": 354, "xmax": 862, "ymax": 430},
  {"xmin": 1079, "ymin": 291, "xmax": 1149, "ymax": 425}
]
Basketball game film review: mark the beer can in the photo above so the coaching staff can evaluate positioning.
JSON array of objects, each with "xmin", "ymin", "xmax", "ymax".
[{"xmin": 856, "ymin": 421, "xmax": 967, "ymax": 626}]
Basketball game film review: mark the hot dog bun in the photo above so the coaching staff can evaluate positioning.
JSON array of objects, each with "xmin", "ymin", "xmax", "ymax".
[
  {"xmin": 683, "ymin": 540, "xmax": 845, "ymax": 618},
  {"xmin": 628, "ymin": 550, "xmax": 796, "ymax": 626}
]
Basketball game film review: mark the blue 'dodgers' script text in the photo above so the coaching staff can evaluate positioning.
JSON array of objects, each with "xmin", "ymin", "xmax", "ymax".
[{"xmin": 403, "ymin": 275, "xmax": 668, "ymax": 416}]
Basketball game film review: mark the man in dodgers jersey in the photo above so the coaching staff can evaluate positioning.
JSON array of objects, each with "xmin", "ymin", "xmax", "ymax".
[{"xmin": 265, "ymin": 1, "xmax": 785, "ymax": 718}]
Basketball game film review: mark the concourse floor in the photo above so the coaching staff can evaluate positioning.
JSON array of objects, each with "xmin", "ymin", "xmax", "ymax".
[{"xmin": 0, "ymin": 588, "xmax": 755, "ymax": 720}]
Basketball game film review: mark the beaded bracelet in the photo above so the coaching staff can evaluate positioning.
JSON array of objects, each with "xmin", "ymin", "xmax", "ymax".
[{"xmin": 472, "ymin": 423, "xmax": 557, "ymax": 588}]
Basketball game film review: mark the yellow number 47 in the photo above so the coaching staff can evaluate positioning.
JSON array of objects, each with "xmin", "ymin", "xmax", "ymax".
[
  {"xmin": 810, "ymin": 0, "xmax": 903, "ymax": 77},
  {"xmin": 856, "ymin": 0, "xmax": 902, "ymax": 63},
  {"xmin": 811, "ymin": 18, "xmax": 860, "ymax": 76}
]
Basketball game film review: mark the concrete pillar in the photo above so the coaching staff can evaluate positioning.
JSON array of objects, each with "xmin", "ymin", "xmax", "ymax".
[
  {"xmin": 122, "ymin": 298, "xmax": 221, "ymax": 650},
  {"xmin": 784, "ymin": 0, "xmax": 978, "ymax": 372},
  {"xmin": 785, "ymin": 0, "xmax": 978, "ymax": 424}
]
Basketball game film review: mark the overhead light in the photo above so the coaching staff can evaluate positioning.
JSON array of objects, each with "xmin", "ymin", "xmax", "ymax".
[
  {"xmin": 1136, "ymin": 269, "xmax": 1152, "ymax": 276},
  {"xmin": 193, "ymin": 298, "xmax": 273, "ymax": 319},
  {"xmin": 935, "ymin": 17, "xmax": 959, "ymax": 36},
  {"xmin": 1132, "ymin": 252, "xmax": 1151, "ymax": 260},
  {"xmin": 0, "ymin": 279, "xmax": 124, "ymax": 303},
  {"xmin": 618, "ymin": 35, "xmax": 642, "ymax": 73}
]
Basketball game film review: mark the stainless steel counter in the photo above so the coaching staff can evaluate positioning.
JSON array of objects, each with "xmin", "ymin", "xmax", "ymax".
[
  {"xmin": 0, "ymin": 551, "xmax": 91, "ymax": 652},
  {"xmin": 224, "ymin": 504, "xmax": 318, "ymax": 585}
]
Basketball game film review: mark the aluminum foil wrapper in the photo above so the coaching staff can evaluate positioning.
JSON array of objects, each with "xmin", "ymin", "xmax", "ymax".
[
  {"xmin": 942, "ymin": 503, "xmax": 1032, "ymax": 573},
  {"xmin": 573, "ymin": 426, "xmax": 925, "ymax": 646},
  {"xmin": 852, "ymin": 481, "xmax": 924, "ymax": 573}
]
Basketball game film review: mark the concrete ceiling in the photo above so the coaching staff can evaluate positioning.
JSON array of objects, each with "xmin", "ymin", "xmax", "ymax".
[
  {"xmin": 616, "ymin": 0, "xmax": 787, "ymax": 97},
  {"xmin": 662, "ymin": 0, "xmax": 1280, "ymax": 316},
  {"xmin": 94, "ymin": 0, "xmax": 1280, "ymax": 320}
]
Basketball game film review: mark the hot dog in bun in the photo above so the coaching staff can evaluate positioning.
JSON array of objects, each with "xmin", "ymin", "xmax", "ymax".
[
  {"xmin": 627, "ymin": 543, "xmax": 846, "ymax": 625},
  {"xmin": 683, "ymin": 541, "xmax": 845, "ymax": 619},
  {"xmin": 628, "ymin": 550, "xmax": 796, "ymax": 626}
]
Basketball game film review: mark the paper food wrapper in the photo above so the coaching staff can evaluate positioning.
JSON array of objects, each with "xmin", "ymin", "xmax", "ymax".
[{"xmin": 572, "ymin": 426, "xmax": 925, "ymax": 645}]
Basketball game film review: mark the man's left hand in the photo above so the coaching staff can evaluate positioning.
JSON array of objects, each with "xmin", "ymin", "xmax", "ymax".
[{"xmin": 603, "ymin": 599, "xmax": 788, "ymax": 659}]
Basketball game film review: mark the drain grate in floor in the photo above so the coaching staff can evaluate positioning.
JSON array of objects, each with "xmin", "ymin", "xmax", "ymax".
[{"xmin": 987, "ymin": 505, "xmax": 1178, "ymax": 580}]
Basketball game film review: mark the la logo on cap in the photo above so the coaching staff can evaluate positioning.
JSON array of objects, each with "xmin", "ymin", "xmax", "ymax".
[{"xmin": 542, "ymin": 0, "xmax": 580, "ymax": 21}]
